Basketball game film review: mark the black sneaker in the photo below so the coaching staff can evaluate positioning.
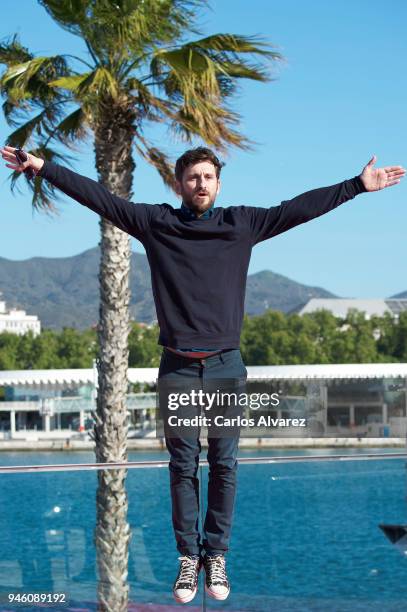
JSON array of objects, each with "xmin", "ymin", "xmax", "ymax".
[
  {"xmin": 173, "ymin": 555, "xmax": 202, "ymax": 604},
  {"xmin": 203, "ymin": 554, "xmax": 230, "ymax": 600}
]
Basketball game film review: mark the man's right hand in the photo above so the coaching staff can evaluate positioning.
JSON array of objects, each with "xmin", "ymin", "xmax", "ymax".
[{"xmin": 0, "ymin": 145, "xmax": 44, "ymax": 175}]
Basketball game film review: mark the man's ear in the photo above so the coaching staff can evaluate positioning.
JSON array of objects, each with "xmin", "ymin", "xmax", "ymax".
[
  {"xmin": 175, "ymin": 180, "xmax": 182, "ymax": 197},
  {"xmin": 216, "ymin": 179, "xmax": 221, "ymax": 195}
]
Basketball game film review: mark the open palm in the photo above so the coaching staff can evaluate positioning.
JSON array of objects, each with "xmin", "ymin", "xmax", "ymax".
[{"xmin": 360, "ymin": 155, "xmax": 405, "ymax": 191}]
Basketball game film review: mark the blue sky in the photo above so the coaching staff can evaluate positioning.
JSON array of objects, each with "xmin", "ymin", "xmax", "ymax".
[{"xmin": 1, "ymin": 0, "xmax": 406, "ymax": 298}]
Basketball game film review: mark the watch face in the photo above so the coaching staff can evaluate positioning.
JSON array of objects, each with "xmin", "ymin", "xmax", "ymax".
[{"xmin": 16, "ymin": 149, "xmax": 27, "ymax": 163}]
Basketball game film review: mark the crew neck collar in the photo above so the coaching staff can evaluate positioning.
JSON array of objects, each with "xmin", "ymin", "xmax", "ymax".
[{"xmin": 180, "ymin": 203, "xmax": 214, "ymax": 220}]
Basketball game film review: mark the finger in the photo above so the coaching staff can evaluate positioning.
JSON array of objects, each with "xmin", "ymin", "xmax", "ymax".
[
  {"xmin": 1, "ymin": 152, "xmax": 18, "ymax": 162},
  {"xmin": 5, "ymin": 163, "xmax": 23, "ymax": 171},
  {"xmin": 1, "ymin": 147, "xmax": 18, "ymax": 156},
  {"xmin": 367, "ymin": 155, "xmax": 377, "ymax": 166},
  {"xmin": 385, "ymin": 170, "xmax": 406, "ymax": 179},
  {"xmin": 384, "ymin": 165, "xmax": 405, "ymax": 172},
  {"xmin": 384, "ymin": 180, "xmax": 401, "ymax": 188}
]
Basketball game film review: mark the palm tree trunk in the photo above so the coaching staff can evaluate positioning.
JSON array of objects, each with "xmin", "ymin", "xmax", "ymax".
[{"xmin": 93, "ymin": 108, "xmax": 135, "ymax": 612}]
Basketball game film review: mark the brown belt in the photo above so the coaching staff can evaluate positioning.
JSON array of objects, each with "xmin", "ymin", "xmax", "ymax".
[{"xmin": 165, "ymin": 347, "xmax": 223, "ymax": 359}]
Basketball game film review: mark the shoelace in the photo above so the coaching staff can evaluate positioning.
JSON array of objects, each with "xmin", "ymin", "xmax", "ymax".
[
  {"xmin": 205, "ymin": 555, "xmax": 227, "ymax": 583},
  {"xmin": 176, "ymin": 556, "xmax": 199, "ymax": 585}
]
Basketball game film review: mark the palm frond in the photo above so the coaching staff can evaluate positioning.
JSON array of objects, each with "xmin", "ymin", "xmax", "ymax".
[
  {"xmin": 49, "ymin": 67, "xmax": 120, "ymax": 122},
  {"xmin": 48, "ymin": 107, "xmax": 88, "ymax": 147},
  {"xmin": 5, "ymin": 110, "xmax": 50, "ymax": 147},
  {"xmin": 215, "ymin": 60, "xmax": 271, "ymax": 82},
  {"xmin": 56, "ymin": 67, "xmax": 118, "ymax": 102},
  {"xmin": 149, "ymin": 32, "xmax": 281, "ymax": 150},
  {"xmin": 126, "ymin": 77, "xmax": 179, "ymax": 122},
  {"xmin": 151, "ymin": 47, "xmax": 222, "ymax": 111},
  {"xmin": 1, "ymin": 54, "xmax": 68, "ymax": 113},
  {"xmin": 2, "ymin": 99, "xmax": 23, "ymax": 126},
  {"xmin": 173, "ymin": 102, "xmax": 252, "ymax": 151},
  {"xmin": 151, "ymin": 33, "xmax": 280, "ymax": 100},
  {"xmin": 185, "ymin": 33, "xmax": 280, "ymax": 57},
  {"xmin": 0, "ymin": 35, "xmax": 32, "ymax": 66},
  {"xmin": 37, "ymin": 0, "xmax": 88, "ymax": 37},
  {"xmin": 82, "ymin": 67, "xmax": 118, "ymax": 97},
  {"xmin": 2, "ymin": 55, "xmax": 68, "ymax": 89},
  {"xmin": 48, "ymin": 72, "xmax": 92, "ymax": 91},
  {"xmin": 134, "ymin": 134, "xmax": 176, "ymax": 190}
]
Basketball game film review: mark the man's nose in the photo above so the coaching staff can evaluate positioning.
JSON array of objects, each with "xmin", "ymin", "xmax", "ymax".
[{"xmin": 197, "ymin": 175, "xmax": 207, "ymax": 188}]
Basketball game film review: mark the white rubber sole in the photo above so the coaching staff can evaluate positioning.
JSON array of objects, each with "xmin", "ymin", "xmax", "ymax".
[
  {"xmin": 204, "ymin": 584, "xmax": 230, "ymax": 601},
  {"xmin": 173, "ymin": 586, "xmax": 198, "ymax": 604}
]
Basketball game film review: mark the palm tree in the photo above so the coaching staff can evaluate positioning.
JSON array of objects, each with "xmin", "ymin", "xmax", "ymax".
[{"xmin": 0, "ymin": 1, "xmax": 281, "ymax": 609}]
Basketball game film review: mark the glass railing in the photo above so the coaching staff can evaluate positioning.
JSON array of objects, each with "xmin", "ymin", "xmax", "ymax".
[{"xmin": 0, "ymin": 451, "xmax": 406, "ymax": 611}]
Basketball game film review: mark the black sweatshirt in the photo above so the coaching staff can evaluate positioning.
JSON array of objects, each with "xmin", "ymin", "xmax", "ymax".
[{"xmin": 38, "ymin": 161, "xmax": 366, "ymax": 349}]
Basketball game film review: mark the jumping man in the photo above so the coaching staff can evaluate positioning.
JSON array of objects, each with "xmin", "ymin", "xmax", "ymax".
[{"xmin": 1, "ymin": 145, "xmax": 405, "ymax": 603}]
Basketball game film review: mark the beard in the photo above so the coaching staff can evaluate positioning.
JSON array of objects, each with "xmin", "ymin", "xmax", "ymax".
[{"xmin": 181, "ymin": 190, "xmax": 217, "ymax": 214}]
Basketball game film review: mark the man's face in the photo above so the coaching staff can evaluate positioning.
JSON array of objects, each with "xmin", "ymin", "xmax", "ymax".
[{"xmin": 176, "ymin": 160, "xmax": 221, "ymax": 216}]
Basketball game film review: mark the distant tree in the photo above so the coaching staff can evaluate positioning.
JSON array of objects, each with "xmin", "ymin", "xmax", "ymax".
[
  {"xmin": 0, "ymin": 308, "xmax": 405, "ymax": 377},
  {"xmin": 0, "ymin": 327, "xmax": 96, "ymax": 370},
  {"xmin": 17, "ymin": 329, "xmax": 59, "ymax": 369},
  {"xmin": 375, "ymin": 310, "xmax": 407, "ymax": 362},
  {"xmin": 56, "ymin": 327, "xmax": 97, "ymax": 367},
  {"xmin": 0, "ymin": 333, "xmax": 20, "ymax": 369},
  {"xmin": 240, "ymin": 308, "xmax": 401, "ymax": 365},
  {"xmin": 329, "ymin": 310, "xmax": 379, "ymax": 363},
  {"xmin": 128, "ymin": 323, "xmax": 161, "ymax": 367}
]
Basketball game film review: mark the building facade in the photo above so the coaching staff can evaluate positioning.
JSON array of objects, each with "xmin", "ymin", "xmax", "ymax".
[
  {"xmin": 0, "ymin": 364, "xmax": 406, "ymax": 441},
  {"xmin": 296, "ymin": 298, "xmax": 407, "ymax": 319},
  {"xmin": 0, "ymin": 292, "xmax": 41, "ymax": 336}
]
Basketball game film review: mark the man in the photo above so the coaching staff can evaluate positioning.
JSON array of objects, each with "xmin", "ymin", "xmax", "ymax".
[{"xmin": 1, "ymin": 145, "xmax": 405, "ymax": 604}]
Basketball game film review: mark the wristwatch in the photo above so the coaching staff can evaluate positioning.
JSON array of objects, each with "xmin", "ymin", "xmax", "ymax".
[{"xmin": 14, "ymin": 147, "xmax": 36, "ymax": 180}]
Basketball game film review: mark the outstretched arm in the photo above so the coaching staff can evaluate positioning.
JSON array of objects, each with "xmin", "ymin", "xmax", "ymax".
[
  {"xmin": 0, "ymin": 146, "xmax": 154, "ymax": 241},
  {"xmin": 244, "ymin": 156, "xmax": 405, "ymax": 245}
]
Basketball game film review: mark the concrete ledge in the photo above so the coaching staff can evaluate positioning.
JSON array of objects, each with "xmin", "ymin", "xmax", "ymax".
[
  {"xmin": 237, "ymin": 437, "xmax": 405, "ymax": 448},
  {"xmin": 0, "ymin": 437, "xmax": 404, "ymax": 451}
]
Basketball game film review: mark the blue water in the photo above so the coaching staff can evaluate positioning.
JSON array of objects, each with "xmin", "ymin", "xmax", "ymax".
[{"xmin": 0, "ymin": 449, "xmax": 406, "ymax": 611}]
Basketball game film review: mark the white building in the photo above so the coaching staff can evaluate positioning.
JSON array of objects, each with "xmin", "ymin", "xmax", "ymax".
[
  {"xmin": 297, "ymin": 298, "xmax": 407, "ymax": 320},
  {"xmin": 0, "ymin": 292, "xmax": 41, "ymax": 336},
  {"xmin": 0, "ymin": 363, "xmax": 406, "ymax": 440}
]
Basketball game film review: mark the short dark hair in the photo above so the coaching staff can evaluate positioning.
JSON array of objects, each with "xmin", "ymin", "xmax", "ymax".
[{"xmin": 175, "ymin": 147, "xmax": 224, "ymax": 182}]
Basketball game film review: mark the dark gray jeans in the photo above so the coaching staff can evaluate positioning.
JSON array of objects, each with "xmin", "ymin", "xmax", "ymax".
[{"xmin": 158, "ymin": 348, "xmax": 247, "ymax": 556}]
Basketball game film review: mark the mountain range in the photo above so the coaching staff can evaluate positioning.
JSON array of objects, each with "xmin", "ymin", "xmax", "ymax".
[{"xmin": 0, "ymin": 247, "xmax": 402, "ymax": 329}]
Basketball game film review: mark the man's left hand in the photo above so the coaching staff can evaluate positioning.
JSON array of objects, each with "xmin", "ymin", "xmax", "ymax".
[{"xmin": 360, "ymin": 155, "xmax": 406, "ymax": 192}]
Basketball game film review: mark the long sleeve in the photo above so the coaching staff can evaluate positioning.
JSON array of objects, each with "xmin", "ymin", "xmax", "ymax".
[
  {"xmin": 242, "ymin": 176, "xmax": 367, "ymax": 245},
  {"xmin": 38, "ymin": 160, "xmax": 155, "ymax": 241}
]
